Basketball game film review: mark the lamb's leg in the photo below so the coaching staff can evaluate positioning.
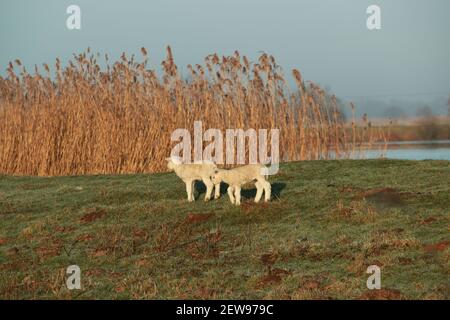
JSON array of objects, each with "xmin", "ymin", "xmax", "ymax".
[
  {"xmin": 185, "ymin": 180, "xmax": 194, "ymax": 202},
  {"xmin": 191, "ymin": 180, "xmax": 196, "ymax": 201},
  {"xmin": 214, "ymin": 183, "xmax": 221, "ymax": 199},
  {"xmin": 254, "ymin": 181, "xmax": 263, "ymax": 203},
  {"xmin": 227, "ymin": 186, "xmax": 235, "ymax": 204},
  {"xmin": 234, "ymin": 186, "xmax": 242, "ymax": 205},
  {"xmin": 263, "ymin": 180, "xmax": 271, "ymax": 202},
  {"xmin": 203, "ymin": 177, "xmax": 214, "ymax": 202}
]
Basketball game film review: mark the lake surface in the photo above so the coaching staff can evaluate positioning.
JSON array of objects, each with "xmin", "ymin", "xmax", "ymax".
[{"xmin": 362, "ymin": 140, "xmax": 450, "ymax": 161}]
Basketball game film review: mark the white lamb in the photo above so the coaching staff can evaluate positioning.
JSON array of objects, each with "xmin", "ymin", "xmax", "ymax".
[
  {"xmin": 166, "ymin": 157, "xmax": 220, "ymax": 202},
  {"xmin": 210, "ymin": 164, "xmax": 271, "ymax": 205}
]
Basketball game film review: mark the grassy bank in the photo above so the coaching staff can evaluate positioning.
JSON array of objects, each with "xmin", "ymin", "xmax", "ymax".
[{"xmin": 0, "ymin": 160, "xmax": 449, "ymax": 299}]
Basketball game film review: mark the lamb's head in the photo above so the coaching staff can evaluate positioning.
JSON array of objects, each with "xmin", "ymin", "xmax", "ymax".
[
  {"xmin": 210, "ymin": 169, "xmax": 225, "ymax": 184},
  {"xmin": 165, "ymin": 156, "xmax": 182, "ymax": 171}
]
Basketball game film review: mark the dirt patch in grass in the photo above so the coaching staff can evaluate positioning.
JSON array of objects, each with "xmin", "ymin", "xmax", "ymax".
[
  {"xmin": 185, "ymin": 213, "xmax": 215, "ymax": 224},
  {"xmin": 423, "ymin": 240, "xmax": 450, "ymax": 253},
  {"xmin": 257, "ymin": 269, "xmax": 291, "ymax": 287},
  {"xmin": 0, "ymin": 259, "xmax": 31, "ymax": 272},
  {"xmin": 34, "ymin": 238, "xmax": 63, "ymax": 259},
  {"xmin": 0, "ymin": 237, "xmax": 9, "ymax": 245},
  {"xmin": 35, "ymin": 245, "xmax": 61, "ymax": 259},
  {"xmin": 255, "ymin": 251, "xmax": 291, "ymax": 288},
  {"xmin": 357, "ymin": 188, "xmax": 405, "ymax": 208},
  {"xmin": 6, "ymin": 247, "xmax": 20, "ymax": 256},
  {"xmin": 260, "ymin": 252, "xmax": 279, "ymax": 266},
  {"xmin": 303, "ymin": 279, "xmax": 321, "ymax": 290},
  {"xmin": 299, "ymin": 275, "xmax": 327, "ymax": 290},
  {"xmin": 80, "ymin": 208, "xmax": 107, "ymax": 223},
  {"xmin": 240, "ymin": 201, "xmax": 270, "ymax": 214},
  {"xmin": 357, "ymin": 288, "xmax": 404, "ymax": 300},
  {"xmin": 419, "ymin": 217, "xmax": 438, "ymax": 225},
  {"xmin": 240, "ymin": 201, "xmax": 256, "ymax": 214}
]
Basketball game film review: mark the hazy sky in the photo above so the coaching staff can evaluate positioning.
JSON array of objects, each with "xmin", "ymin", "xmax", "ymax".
[{"xmin": 1, "ymin": 0, "xmax": 449, "ymax": 101}]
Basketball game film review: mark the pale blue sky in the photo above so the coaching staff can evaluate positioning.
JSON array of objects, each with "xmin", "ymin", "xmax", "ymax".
[{"xmin": 1, "ymin": 0, "xmax": 449, "ymax": 101}]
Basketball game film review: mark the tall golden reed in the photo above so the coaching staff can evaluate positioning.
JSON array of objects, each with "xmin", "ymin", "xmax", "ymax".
[{"xmin": 0, "ymin": 47, "xmax": 383, "ymax": 176}]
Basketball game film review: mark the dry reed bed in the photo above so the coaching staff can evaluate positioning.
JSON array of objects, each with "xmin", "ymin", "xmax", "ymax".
[{"xmin": 0, "ymin": 47, "xmax": 385, "ymax": 176}]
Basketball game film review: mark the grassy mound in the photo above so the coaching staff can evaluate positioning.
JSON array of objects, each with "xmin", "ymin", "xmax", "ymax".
[{"xmin": 0, "ymin": 159, "xmax": 449, "ymax": 299}]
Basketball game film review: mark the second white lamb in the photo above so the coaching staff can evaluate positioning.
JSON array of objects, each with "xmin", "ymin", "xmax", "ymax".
[{"xmin": 211, "ymin": 164, "xmax": 271, "ymax": 205}]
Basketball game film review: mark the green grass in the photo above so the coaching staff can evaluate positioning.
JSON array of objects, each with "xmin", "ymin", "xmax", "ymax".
[{"xmin": 0, "ymin": 160, "xmax": 449, "ymax": 299}]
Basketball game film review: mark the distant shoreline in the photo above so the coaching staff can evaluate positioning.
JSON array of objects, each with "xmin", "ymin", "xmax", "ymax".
[{"xmin": 350, "ymin": 116, "xmax": 450, "ymax": 142}]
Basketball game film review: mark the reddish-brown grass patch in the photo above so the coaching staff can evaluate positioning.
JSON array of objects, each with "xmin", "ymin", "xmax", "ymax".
[
  {"xmin": 419, "ymin": 217, "xmax": 438, "ymax": 225},
  {"xmin": 185, "ymin": 213, "xmax": 215, "ymax": 224},
  {"xmin": 80, "ymin": 208, "xmax": 107, "ymax": 223},
  {"xmin": 423, "ymin": 240, "xmax": 450, "ymax": 253},
  {"xmin": 358, "ymin": 288, "xmax": 403, "ymax": 300}
]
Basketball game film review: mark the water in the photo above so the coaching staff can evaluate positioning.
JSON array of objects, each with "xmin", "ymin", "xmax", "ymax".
[{"xmin": 363, "ymin": 140, "xmax": 450, "ymax": 161}]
